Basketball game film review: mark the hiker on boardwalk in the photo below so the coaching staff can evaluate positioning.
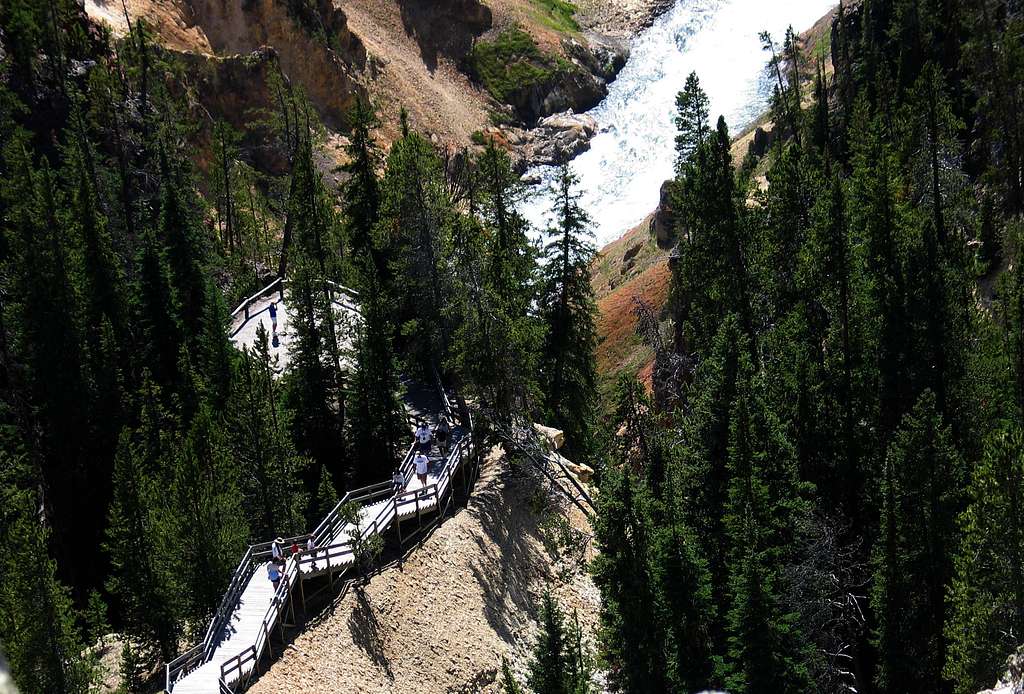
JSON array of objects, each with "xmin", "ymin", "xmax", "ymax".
[
  {"xmin": 272, "ymin": 537, "xmax": 284, "ymax": 566},
  {"xmin": 269, "ymin": 301, "xmax": 278, "ymax": 334},
  {"xmin": 414, "ymin": 451, "xmax": 430, "ymax": 491},
  {"xmin": 306, "ymin": 535, "xmax": 317, "ymax": 570},
  {"xmin": 392, "ymin": 467, "xmax": 405, "ymax": 493},
  {"xmin": 415, "ymin": 420, "xmax": 432, "ymax": 453},
  {"xmin": 435, "ymin": 415, "xmax": 450, "ymax": 456},
  {"xmin": 290, "ymin": 539, "xmax": 300, "ymax": 558},
  {"xmin": 267, "ymin": 561, "xmax": 282, "ymax": 591}
]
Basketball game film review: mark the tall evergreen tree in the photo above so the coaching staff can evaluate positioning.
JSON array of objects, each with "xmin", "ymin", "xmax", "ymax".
[
  {"xmin": 945, "ymin": 422, "xmax": 1024, "ymax": 694},
  {"xmin": 538, "ymin": 164, "xmax": 596, "ymax": 453},
  {"xmin": 872, "ymin": 390, "xmax": 964, "ymax": 692}
]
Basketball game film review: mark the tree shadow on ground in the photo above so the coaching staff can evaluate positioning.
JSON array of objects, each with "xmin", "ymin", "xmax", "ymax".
[
  {"xmin": 466, "ymin": 461, "xmax": 551, "ymax": 643},
  {"xmin": 347, "ymin": 588, "xmax": 395, "ymax": 680}
]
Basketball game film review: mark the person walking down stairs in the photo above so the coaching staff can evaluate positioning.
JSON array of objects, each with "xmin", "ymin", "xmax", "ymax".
[{"xmin": 414, "ymin": 451, "xmax": 430, "ymax": 496}]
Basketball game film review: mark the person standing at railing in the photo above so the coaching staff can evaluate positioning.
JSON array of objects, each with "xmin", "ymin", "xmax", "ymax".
[
  {"xmin": 435, "ymin": 415, "xmax": 450, "ymax": 456},
  {"xmin": 272, "ymin": 537, "xmax": 284, "ymax": 567},
  {"xmin": 290, "ymin": 539, "xmax": 300, "ymax": 558},
  {"xmin": 269, "ymin": 301, "xmax": 278, "ymax": 334},
  {"xmin": 415, "ymin": 420, "xmax": 432, "ymax": 453},
  {"xmin": 392, "ymin": 467, "xmax": 405, "ymax": 493},
  {"xmin": 414, "ymin": 451, "xmax": 429, "ymax": 494},
  {"xmin": 267, "ymin": 562, "xmax": 282, "ymax": 592},
  {"xmin": 306, "ymin": 534, "xmax": 317, "ymax": 570}
]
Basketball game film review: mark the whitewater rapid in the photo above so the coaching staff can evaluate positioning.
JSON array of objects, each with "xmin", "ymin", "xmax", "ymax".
[{"xmin": 520, "ymin": 0, "xmax": 836, "ymax": 246}]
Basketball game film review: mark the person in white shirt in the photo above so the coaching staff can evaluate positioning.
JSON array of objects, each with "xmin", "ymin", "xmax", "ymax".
[
  {"xmin": 414, "ymin": 452, "xmax": 430, "ymax": 491},
  {"xmin": 271, "ymin": 537, "xmax": 284, "ymax": 566},
  {"xmin": 415, "ymin": 421, "xmax": 432, "ymax": 453},
  {"xmin": 306, "ymin": 535, "xmax": 317, "ymax": 570}
]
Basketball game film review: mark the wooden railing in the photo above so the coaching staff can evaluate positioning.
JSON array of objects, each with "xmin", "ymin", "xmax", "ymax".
[{"xmin": 168, "ymin": 370, "xmax": 477, "ymax": 693}]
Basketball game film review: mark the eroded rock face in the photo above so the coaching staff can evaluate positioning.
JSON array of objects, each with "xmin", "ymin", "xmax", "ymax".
[
  {"xmin": 650, "ymin": 179, "xmax": 676, "ymax": 246},
  {"xmin": 182, "ymin": 0, "xmax": 367, "ymax": 130},
  {"xmin": 563, "ymin": 32, "xmax": 629, "ymax": 82},
  {"xmin": 395, "ymin": 0, "xmax": 492, "ymax": 69}
]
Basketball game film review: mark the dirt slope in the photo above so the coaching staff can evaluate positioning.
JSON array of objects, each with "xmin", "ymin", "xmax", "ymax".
[{"xmin": 248, "ymin": 450, "xmax": 599, "ymax": 693}]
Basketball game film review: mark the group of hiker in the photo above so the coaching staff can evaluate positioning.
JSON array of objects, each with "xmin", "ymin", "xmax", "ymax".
[
  {"xmin": 399, "ymin": 415, "xmax": 450, "ymax": 491},
  {"xmin": 266, "ymin": 413, "xmax": 453, "ymax": 589},
  {"xmin": 266, "ymin": 534, "xmax": 316, "ymax": 591}
]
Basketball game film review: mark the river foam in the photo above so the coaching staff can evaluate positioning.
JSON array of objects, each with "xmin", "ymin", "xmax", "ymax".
[{"xmin": 520, "ymin": 0, "xmax": 837, "ymax": 246}]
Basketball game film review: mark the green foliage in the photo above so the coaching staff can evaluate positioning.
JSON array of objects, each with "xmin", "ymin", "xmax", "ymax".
[
  {"xmin": 674, "ymin": 71, "xmax": 710, "ymax": 172},
  {"xmin": 469, "ymin": 28, "xmax": 568, "ymax": 109},
  {"xmin": 527, "ymin": 592, "xmax": 592, "ymax": 694},
  {"xmin": 871, "ymin": 391, "xmax": 965, "ymax": 691},
  {"xmin": 528, "ymin": 0, "xmax": 580, "ymax": 32},
  {"xmin": 945, "ymin": 423, "xmax": 1024, "ymax": 693},
  {"xmin": 539, "ymin": 164, "xmax": 597, "ymax": 455},
  {"xmin": 501, "ymin": 656, "xmax": 524, "ymax": 694},
  {"xmin": 0, "ymin": 455, "xmax": 100, "ymax": 693}
]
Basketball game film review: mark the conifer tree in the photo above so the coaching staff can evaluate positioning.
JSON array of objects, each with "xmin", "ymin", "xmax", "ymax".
[
  {"xmin": 342, "ymin": 100, "xmax": 382, "ymax": 275},
  {"xmin": 167, "ymin": 404, "xmax": 248, "ymax": 628},
  {"xmin": 103, "ymin": 384, "xmax": 182, "ymax": 660},
  {"xmin": 346, "ymin": 260, "xmax": 406, "ymax": 483},
  {"xmin": 722, "ymin": 368, "xmax": 814, "ymax": 692},
  {"xmin": 674, "ymin": 71, "xmax": 710, "ymax": 171},
  {"xmin": 0, "ymin": 454, "xmax": 99, "ymax": 694},
  {"xmin": 229, "ymin": 325, "xmax": 309, "ymax": 538},
  {"xmin": 591, "ymin": 468, "xmax": 668, "ymax": 693},
  {"xmin": 872, "ymin": 390, "xmax": 964, "ymax": 692},
  {"xmin": 946, "ymin": 422, "xmax": 1024, "ymax": 693},
  {"xmin": 453, "ymin": 143, "xmax": 541, "ymax": 416},
  {"xmin": 538, "ymin": 164, "xmax": 596, "ymax": 453}
]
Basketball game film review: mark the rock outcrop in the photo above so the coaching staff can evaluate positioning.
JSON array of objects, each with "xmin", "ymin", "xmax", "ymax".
[
  {"xmin": 493, "ymin": 110, "xmax": 599, "ymax": 169},
  {"xmin": 650, "ymin": 179, "xmax": 676, "ymax": 246}
]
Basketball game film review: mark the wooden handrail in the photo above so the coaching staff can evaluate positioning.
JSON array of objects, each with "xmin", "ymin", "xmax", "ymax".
[{"xmin": 175, "ymin": 371, "xmax": 473, "ymax": 693}]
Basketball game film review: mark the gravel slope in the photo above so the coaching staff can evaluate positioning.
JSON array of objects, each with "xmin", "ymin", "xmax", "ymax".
[{"xmin": 248, "ymin": 448, "xmax": 600, "ymax": 693}]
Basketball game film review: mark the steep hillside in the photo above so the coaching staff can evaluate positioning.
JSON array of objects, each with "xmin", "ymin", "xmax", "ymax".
[
  {"xmin": 247, "ymin": 449, "xmax": 599, "ymax": 693},
  {"xmin": 85, "ymin": 0, "xmax": 671, "ymax": 154}
]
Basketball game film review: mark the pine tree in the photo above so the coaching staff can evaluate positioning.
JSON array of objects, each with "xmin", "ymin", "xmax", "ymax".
[
  {"xmin": 167, "ymin": 404, "xmax": 248, "ymax": 629},
  {"xmin": 229, "ymin": 325, "xmax": 309, "ymax": 539},
  {"xmin": 453, "ymin": 143, "xmax": 541, "ymax": 416},
  {"xmin": 346, "ymin": 260, "xmax": 406, "ymax": 484},
  {"xmin": 674, "ymin": 71, "xmax": 710, "ymax": 171},
  {"xmin": 0, "ymin": 454, "xmax": 99, "ymax": 694},
  {"xmin": 872, "ymin": 390, "xmax": 965, "ymax": 692},
  {"xmin": 945, "ymin": 422, "xmax": 1024, "ymax": 693},
  {"xmin": 591, "ymin": 468, "xmax": 668, "ymax": 692},
  {"xmin": 103, "ymin": 379, "xmax": 182, "ymax": 660},
  {"xmin": 342, "ymin": 100, "xmax": 382, "ymax": 275},
  {"xmin": 722, "ymin": 369, "xmax": 814, "ymax": 693},
  {"xmin": 528, "ymin": 592, "xmax": 592, "ymax": 694},
  {"xmin": 538, "ymin": 164, "xmax": 597, "ymax": 454}
]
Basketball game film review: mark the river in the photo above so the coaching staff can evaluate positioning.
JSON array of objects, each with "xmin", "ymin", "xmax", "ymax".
[{"xmin": 520, "ymin": 0, "xmax": 837, "ymax": 246}]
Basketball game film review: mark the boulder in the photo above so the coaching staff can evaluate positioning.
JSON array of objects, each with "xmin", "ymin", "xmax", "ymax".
[
  {"xmin": 508, "ymin": 111, "xmax": 599, "ymax": 168},
  {"xmin": 534, "ymin": 424, "xmax": 565, "ymax": 450}
]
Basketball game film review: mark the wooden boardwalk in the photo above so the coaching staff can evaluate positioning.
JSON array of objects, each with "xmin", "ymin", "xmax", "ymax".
[
  {"xmin": 228, "ymin": 278, "xmax": 360, "ymax": 373},
  {"xmin": 166, "ymin": 280, "xmax": 476, "ymax": 694}
]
